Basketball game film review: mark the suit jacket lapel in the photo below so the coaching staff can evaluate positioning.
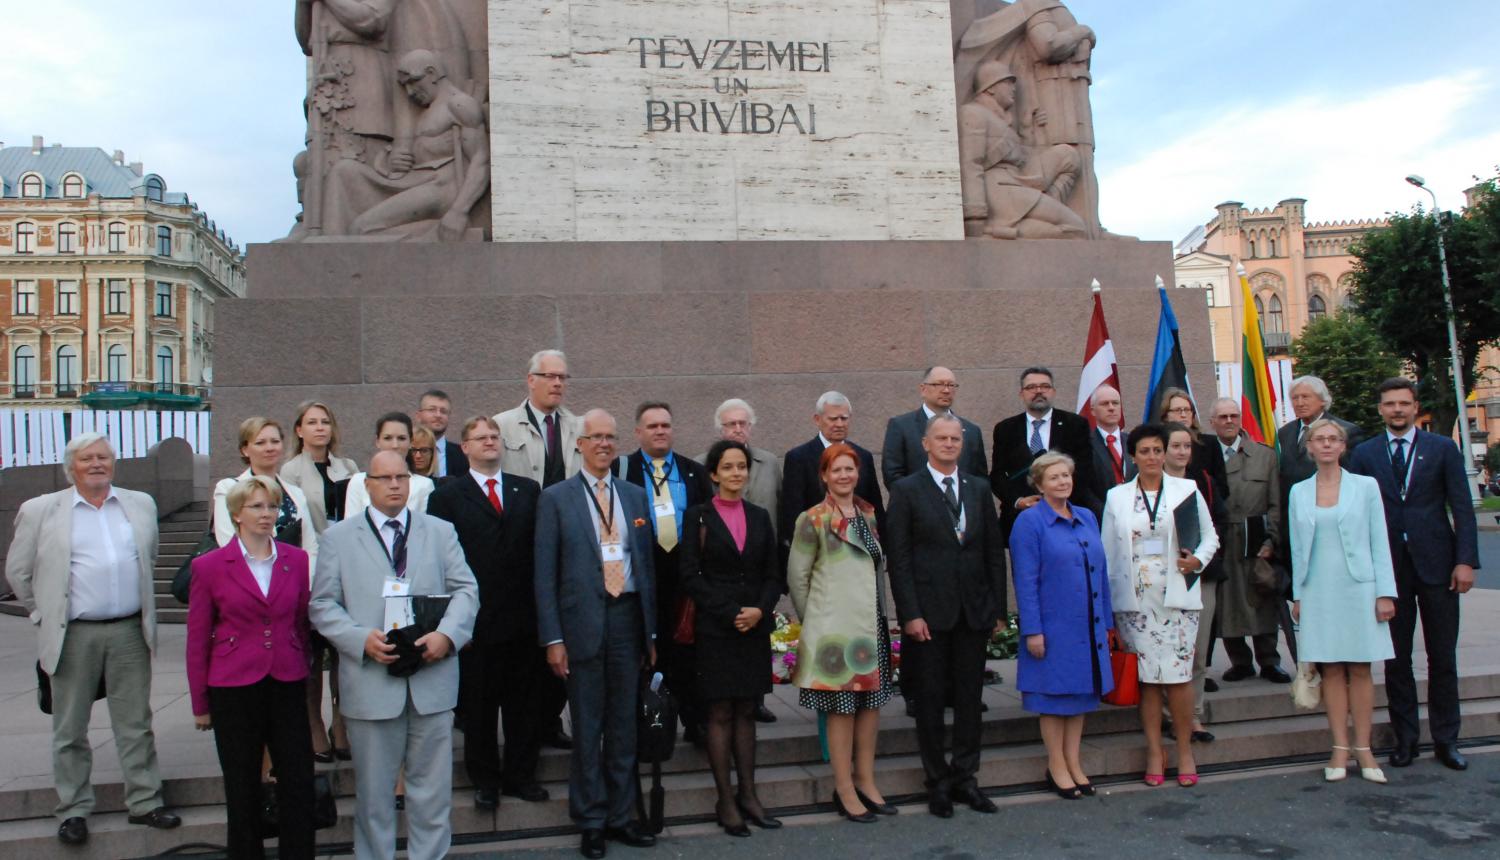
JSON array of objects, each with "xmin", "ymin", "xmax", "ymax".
[
  {"xmin": 223, "ymin": 540, "xmax": 268, "ymax": 604},
  {"xmin": 569, "ymin": 478, "xmax": 605, "ymax": 562},
  {"xmin": 458, "ymin": 474, "xmax": 502, "ymax": 522},
  {"xmin": 702, "ymin": 502, "xmax": 742, "ymax": 556}
]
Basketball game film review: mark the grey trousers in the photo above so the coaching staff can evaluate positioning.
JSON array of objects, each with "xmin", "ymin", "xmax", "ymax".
[
  {"xmin": 51, "ymin": 617, "xmax": 164, "ymax": 819},
  {"xmin": 566, "ymin": 595, "xmax": 644, "ymax": 829},
  {"xmin": 345, "ymin": 691, "xmax": 454, "ymax": 860},
  {"xmin": 1191, "ymin": 581, "xmax": 1219, "ymax": 719}
]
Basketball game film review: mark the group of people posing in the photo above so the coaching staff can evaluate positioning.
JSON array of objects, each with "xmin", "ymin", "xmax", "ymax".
[{"xmin": 5, "ymin": 351, "xmax": 1480, "ymax": 860}]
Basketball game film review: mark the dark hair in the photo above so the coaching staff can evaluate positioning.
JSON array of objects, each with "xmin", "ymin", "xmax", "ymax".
[
  {"xmin": 1377, "ymin": 377, "xmax": 1418, "ymax": 400},
  {"xmin": 1019, "ymin": 366, "xmax": 1054, "ymax": 385},
  {"xmin": 375, "ymin": 411, "xmax": 413, "ymax": 437},
  {"xmin": 1126, "ymin": 423, "xmax": 1170, "ymax": 456},
  {"xmin": 419, "ymin": 389, "xmax": 451, "ymax": 404},
  {"xmin": 635, "ymin": 401, "xmax": 672, "ymax": 423},
  {"xmin": 705, "ymin": 439, "xmax": 751, "ymax": 475},
  {"xmin": 1162, "ymin": 421, "xmax": 1194, "ymax": 444}
]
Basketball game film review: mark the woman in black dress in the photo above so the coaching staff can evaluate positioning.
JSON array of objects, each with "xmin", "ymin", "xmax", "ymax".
[{"xmin": 680, "ymin": 440, "xmax": 784, "ymax": 837}]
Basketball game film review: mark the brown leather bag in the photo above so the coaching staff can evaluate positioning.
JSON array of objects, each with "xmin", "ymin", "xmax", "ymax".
[{"xmin": 671, "ymin": 523, "xmax": 708, "ymax": 645}]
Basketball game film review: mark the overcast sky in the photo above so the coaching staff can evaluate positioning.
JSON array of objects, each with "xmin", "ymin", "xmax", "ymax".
[{"xmin": 3, "ymin": 0, "xmax": 1497, "ymax": 248}]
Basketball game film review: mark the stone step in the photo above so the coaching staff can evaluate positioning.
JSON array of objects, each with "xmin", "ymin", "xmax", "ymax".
[
  {"xmin": 158, "ymin": 520, "xmax": 210, "ymax": 534},
  {"xmin": 0, "ymin": 700, "xmax": 1494, "ymax": 860}
]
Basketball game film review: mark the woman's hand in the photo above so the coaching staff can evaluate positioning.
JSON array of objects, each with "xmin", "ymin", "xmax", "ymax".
[
  {"xmin": 1026, "ymin": 634, "xmax": 1046, "ymax": 659},
  {"xmin": 194, "ymin": 714, "xmax": 212, "ymax": 731},
  {"xmin": 1176, "ymin": 550, "xmax": 1202, "ymax": 574},
  {"xmin": 1375, "ymin": 597, "xmax": 1396, "ymax": 622},
  {"xmin": 1291, "ymin": 600, "xmax": 1300, "ymax": 623},
  {"xmin": 734, "ymin": 607, "xmax": 763, "ymax": 633}
]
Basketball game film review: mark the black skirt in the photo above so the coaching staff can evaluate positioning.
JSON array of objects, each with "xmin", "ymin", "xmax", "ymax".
[{"xmin": 695, "ymin": 629, "xmax": 773, "ymax": 701}]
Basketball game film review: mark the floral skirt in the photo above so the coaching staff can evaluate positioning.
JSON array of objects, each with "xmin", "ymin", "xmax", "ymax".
[
  {"xmin": 1114, "ymin": 608, "xmax": 1198, "ymax": 685},
  {"xmin": 798, "ymin": 621, "xmax": 895, "ymax": 715}
]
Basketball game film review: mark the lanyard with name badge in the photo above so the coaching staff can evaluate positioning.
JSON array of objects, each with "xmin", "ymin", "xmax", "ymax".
[
  {"xmin": 1139, "ymin": 483, "xmax": 1167, "ymax": 557},
  {"xmin": 584, "ymin": 474, "xmax": 626, "ymax": 563},
  {"xmin": 366, "ymin": 511, "xmax": 413, "ymax": 630},
  {"xmin": 647, "ymin": 456, "xmax": 676, "ymax": 517}
]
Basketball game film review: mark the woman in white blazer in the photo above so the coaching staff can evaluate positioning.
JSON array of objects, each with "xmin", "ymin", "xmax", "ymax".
[
  {"xmin": 1101, "ymin": 424, "xmax": 1218, "ymax": 788},
  {"xmin": 342, "ymin": 412, "xmax": 435, "ymax": 516},
  {"xmin": 1288, "ymin": 418, "xmax": 1396, "ymax": 784}
]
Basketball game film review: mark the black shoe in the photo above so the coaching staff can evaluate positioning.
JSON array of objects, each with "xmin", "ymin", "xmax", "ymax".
[
  {"xmin": 126, "ymin": 808, "xmax": 181, "ymax": 829},
  {"xmin": 754, "ymin": 703, "xmax": 777, "ymax": 723},
  {"xmin": 1075, "ymin": 780, "xmax": 1097, "ymax": 797},
  {"xmin": 955, "ymin": 784, "xmax": 997, "ymax": 813},
  {"xmin": 905, "ymin": 699, "xmax": 918, "ymax": 718},
  {"xmin": 604, "ymin": 822, "xmax": 657, "ymax": 847},
  {"xmin": 833, "ymin": 791, "xmax": 878, "ymax": 823},
  {"xmin": 57, "ymin": 817, "xmax": 88, "ymax": 845},
  {"xmin": 395, "ymin": 794, "xmax": 405, "ymax": 811},
  {"xmin": 580, "ymin": 828, "xmax": 606, "ymax": 859},
  {"xmin": 736, "ymin": 797, "xmax": 783, "ymax": 828},
  {"xmin": 1204, "ymin": 678, "xmax": 1220, "ymax": 693},
  {"xmin": 1435, "ymin": 743, "xmax": 1469, "ymax": 771},
  {"xmin": 1191, "ymin": 729, "xmax": 1216, "ymax": 743},
  {"xmin": 981, "ymin": 702, "xmax": 990, "ymax": 712},
  {"xmin": 548, "ymin": 729, "xmax": 574, "ymax": 750},
  {"xmin": 329, "ymin": 729, "xmax": 352, "ymax": 761},
  {"xmin": 312, "ymin": 748, "xmax": 336, "ymax": 764},
  {"xmin": 716, "ymin": 800, "xmax": 752, "ymax": 838},
  {"xmin": 474, "ymin": 787, "xmax": 500, "ymax": 810},
  {"xmin": 1259, "ymin": 666, "xmax": 1293, "ymax": 684},
  {"xmin": 926, "ymin": 791, "xmax": 955, "ymax": 819},
  {"xmin": 1388, "ymin": 742, "xmax": 1419, "ymax": 768},
  {"xmin": 854, "ymin": 788, "xmax": 897, "ymax": 816},
  {"xmin": 1221, "ymin": 665, "xmax": 1255, "ymax": 682},
  {"xmin": 1045, "ymin": 771, "xmax": 1082, "ymax": 800},
  {"xmin": 503, "ymin": 782, "xmax": 551, "ymax": 802}
]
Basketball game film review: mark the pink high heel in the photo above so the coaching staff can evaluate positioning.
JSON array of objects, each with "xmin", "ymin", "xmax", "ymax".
[
  {"xmin": 1177, "ymin": 773, "xmax": 1199, "ymax": 788},
  {"xmin": 1143, "ymin": 772, "xmax": 1165, "ymax": 787}
]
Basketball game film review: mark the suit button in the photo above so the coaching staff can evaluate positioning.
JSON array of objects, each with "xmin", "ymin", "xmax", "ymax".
[
  {"xmin": 264, "ymin": 642, "xmax": 273, "ymax": 649},
  {"xmin": 263, "ymin": 617, "xmax": 270, "ymax": 624},
  {"xmin": 264, "ymin": 629, "xmax": 272, "ymax": 636}
]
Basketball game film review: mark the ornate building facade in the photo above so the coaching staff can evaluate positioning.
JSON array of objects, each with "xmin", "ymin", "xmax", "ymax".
[{"xmin": 0, "ymin": 137, "xmax": 245, "ymax": 409}]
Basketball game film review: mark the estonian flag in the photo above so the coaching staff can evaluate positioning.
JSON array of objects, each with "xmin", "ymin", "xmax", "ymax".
[{"xmin": 1142, "ymin": 278, "xmax": 1192, "ymax": 425}]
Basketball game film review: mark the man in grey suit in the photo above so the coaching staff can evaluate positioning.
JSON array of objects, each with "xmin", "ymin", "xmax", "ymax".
[
  {"xmin": 310, "ymin": 450, "xmax": 478, "ymax": 860},
  {"xmin": 882, "ymin": 366, "xmax": 988, "ymax": 489},
  {"xmin": 535, "ymin": 409, "xmax": 659, "ymax": 859},
  {"xmin": 7, "ymin": 433, "xmax": 180, "ymax": 846}
]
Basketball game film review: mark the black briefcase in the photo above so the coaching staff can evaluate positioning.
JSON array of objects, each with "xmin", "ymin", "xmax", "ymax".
[
  {"xmin": 634, "ymin": 672, "xmax": 679, "ymax": 834},
  {"xmin": 36, "ymin": 662, "xmax": 106, "ymax": 715}
]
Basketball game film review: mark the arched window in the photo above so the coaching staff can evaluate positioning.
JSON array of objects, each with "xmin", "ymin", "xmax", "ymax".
[
  {"xmin": 106, "ymin": 345, "xmax": 129, "ymax": 382},
  {"xmin": 62, "ymin": 174, "xmax": 85, "ymax": 198},
  {"xmin": 15, "ymin": 221, "xmax": 37, "ymax": 253},
  {"xmin": 1267, "ymin": 295, "xmax": 1285, "ymax": 333},
  {"xmin": 107, "ymin": 221, "xmax": 127, "ymax": 252},
  {"xmin": 13, "ymin": 346, "xmax": 36, "ymax": 395},
  {"xmin": 55, "ymin": 346, "xmax": 79, "ymax": 393},
  {"xmin": 1307, "ymin": 294, "xmax": 1327, "ymax": 322},
  {"xmin": 1247, "ymin": 239, "xmax": 1257, "ymax": 258},
  {"xmin": 145, "ymin": 177, "xmax": 165, "ymax": 202},
  {"xmin": 57, "ymin": 222, "xmax": 78, "ymax": 253},
  {"xmin": 156, "ymin": 225, "xmax": 172, "ymax": 256},
  {"xmin": 156, "ymin": 345, "xmax": 174, "ymax": 386},
  {"xmin": 20, "ymin": 173, "xmax": 43, "ymax": 198},
  {"xmin": 1254, "ymin": 294, "xmax": 1266, "ymax": 319}
]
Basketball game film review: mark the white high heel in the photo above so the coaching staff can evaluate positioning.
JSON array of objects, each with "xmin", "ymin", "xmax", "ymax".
[
  {"xmin": 1323, "ymin": 744, "xmax": 1350, "ymax": 782},
  {"xmin": 1353, "ymin": 747, "xmax": 1387, "ymax": 784}
]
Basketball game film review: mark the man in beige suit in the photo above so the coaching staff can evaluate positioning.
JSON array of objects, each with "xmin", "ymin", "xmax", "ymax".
[{"xmin": 6, "ymin": 433, "xmax": 179, "ymax": 845}]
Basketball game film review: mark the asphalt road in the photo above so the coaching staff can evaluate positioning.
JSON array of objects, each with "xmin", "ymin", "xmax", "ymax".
[
  {"xmin": 486, "ymin": 749, "xmax": 1500, "ymax": 859},
  {"xmin": 1476, "ymin": 529, "xmax": 1500, "ymax": 590}
]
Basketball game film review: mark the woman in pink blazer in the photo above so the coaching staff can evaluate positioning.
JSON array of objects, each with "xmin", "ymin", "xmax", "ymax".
[{"xmin": 187, "ymin": 475, "xmax": 315, "ymax": 859}]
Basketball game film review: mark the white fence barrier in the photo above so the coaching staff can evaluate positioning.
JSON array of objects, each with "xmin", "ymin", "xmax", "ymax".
[{"xmin": 0, "ymin": 410, "xmax": 210, "ymax": 468}]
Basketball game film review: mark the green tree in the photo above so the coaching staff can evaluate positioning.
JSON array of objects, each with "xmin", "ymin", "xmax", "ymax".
[
  {"xmin": 1348, "ymin": 179, "xmax": 1500, "ymax": 432},
  {"xmin": 1290, "ymin": 315, "xmax": 1402, "ymax": 435}
]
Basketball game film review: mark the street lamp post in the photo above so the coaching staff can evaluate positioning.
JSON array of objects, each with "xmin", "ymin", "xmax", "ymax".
[{"xmin": 1405, "ymin": 174, "xmax": 1481, "ymax": 505}]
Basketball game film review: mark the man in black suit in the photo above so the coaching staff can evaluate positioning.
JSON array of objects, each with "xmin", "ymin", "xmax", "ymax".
[
  {"xmin": 780, "ymin": 391, "xmax": 888, "ymax": 560},
  {"xmin": 882, "ymin": 366, "xmax": 988, "ymax": 490},
  {"xmin": 990, "ymin": 367, "xmax": 1099, "ymax": 533},
  {"xmin": 1276, "ymin": 375, "xmax": 1362, "ymax": 556},
  {"xmin": 1348, "ymin": 377, "xmax": 1479, "ymax": 771},
  {"xmin": 614, "ymin": 402, "xmax": 712, "ymax": 742},
  {"xmin": 425, "ymin": 416, "xmax": 547, "ymax": 809},
  {"xmin": 416, "ymin": 389, "xmax": 469, "ymax": 478},
  {"xmin": 887, "ymin": 415, "xmax": 1007, "ymax": 818},
  {"xmin": 1087, "ymin": 384, "xmax": 1134, "ymax": 503}
]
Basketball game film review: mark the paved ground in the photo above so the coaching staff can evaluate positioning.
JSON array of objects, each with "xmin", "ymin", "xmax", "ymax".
[
  {"xmin": 471, "ymin": 748, "xmax": 1500, "ymax": 859},
  {"xmin": 1475, "ymin": 530, "xmax": 1500, "ymax": 590}
]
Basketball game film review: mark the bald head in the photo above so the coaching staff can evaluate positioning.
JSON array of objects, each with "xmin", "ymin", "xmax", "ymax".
[
  {"xmin": 1090, "ymin": 384, "xmax": 1122, "ymax": 431},
  {"xmin": 365, "ymin": 450, "xmax": 412, "ymax": 517},
  {"xmin": 1209, "ymin": 397, "xmax": 1243, "ymax": 444}
]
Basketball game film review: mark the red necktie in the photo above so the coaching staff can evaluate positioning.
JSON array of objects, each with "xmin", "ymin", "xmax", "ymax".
[
  {"xmin": 1106, "ymin": 433, "xmax": 1124, "ymax": 482},
  {"xmin": 485, "ymin": 478, "xmax": 504, "ymax": 515}
]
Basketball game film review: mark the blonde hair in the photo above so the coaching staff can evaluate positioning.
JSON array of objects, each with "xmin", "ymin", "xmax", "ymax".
[
  {"xmin": 237, "ymin": 417, "xmax": 285, "ymax": 465},
  {"xmin": 225, "ymin": 475, "xmax": 284, "ymax": 522},
  {"xmin": 409, "ymin": 425, "xmax": 438, "ymax": 477},
  {"xmin": 1305, "ymin": 417, "xmax": 1347, "ymax": 443},
  {"xmin": 291, "ymin": 400, "xmax": 341, "ymax": 455},
  {"xmin": 1029, "ymin": 451, "xmax": 1075, "ymax": 489}
]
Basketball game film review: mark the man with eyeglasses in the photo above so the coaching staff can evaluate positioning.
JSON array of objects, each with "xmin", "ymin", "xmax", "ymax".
[
  {"xmin": 311, "ymin": 450, "xmax": 478, "ymax": 860},
  {"xmin": 882, "ymin": 366, "xmax": 989, "ymax": 491},
  {"xmin": 990, "ymin": 366, "xmax": 1099, "ymax": 536},
  {"xmin": 427, "ymin": 416, "xmax": 547, "ymax": 810},
  {"xmin": 416, "ymin": 389, "xmax": 468, "ymax": 478}
]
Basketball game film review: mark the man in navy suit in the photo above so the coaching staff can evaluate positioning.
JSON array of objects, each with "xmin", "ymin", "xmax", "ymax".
[
  {"xmin": 535, "ymin": 409, "xmax": 658, "ymax": 858},
  {"xmin": 1348, "ymin": 377, "xmax": 1479, "ymax": 771},
  {"xmin": 780, "ymin": 391, "xmax": 888, "ymax": 557}
]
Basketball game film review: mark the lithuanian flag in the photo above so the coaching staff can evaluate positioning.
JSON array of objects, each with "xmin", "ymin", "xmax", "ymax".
[{"xmin": 1238, "ymin": 264, "xmax": 1278, "ymax": 447}]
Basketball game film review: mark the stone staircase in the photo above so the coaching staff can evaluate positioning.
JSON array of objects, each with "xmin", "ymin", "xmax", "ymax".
[
  {"xmin": 151, "ymin": 501, "xmax": 211, "ymax": 625},
  {"xmin": 0, "ymin": 667, "xmax": 1496, "ymax": 859}
]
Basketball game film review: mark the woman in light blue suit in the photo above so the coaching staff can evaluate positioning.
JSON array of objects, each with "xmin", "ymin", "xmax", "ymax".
[{"xmin": 1289, "ymin": 419, "xmax": 1397, "ymax": 785}]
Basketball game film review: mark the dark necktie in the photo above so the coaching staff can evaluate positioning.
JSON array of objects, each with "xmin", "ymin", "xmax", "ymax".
[
  {"xmin": 384, "ymin": 519, "xmax": 407, "ymax": 578},
  {"xmin": 1390, "ymin": 438, "xmax": 1408, "ymax": 489},
  {"xmin": 1029, "ymin": 418, "xmax": 1045, "ymax": 455},
  {"xmin": 542, "ymin": 413, "xmax": 564, "ymax": 487},
  {"xmin": 942, "ymin": 476, "xmax": 960, "ymax": 520},
  {"xmin": 485, "ymin": 477, "xmax": 504, "ymax": 516},
  {"xmin": 1106, "ymin": 433, "xmax": 1123, "ymax": 482}
]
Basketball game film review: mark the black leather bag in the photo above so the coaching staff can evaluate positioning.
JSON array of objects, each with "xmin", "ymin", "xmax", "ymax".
[
  {"xmin": 170, "ymin": 527, "xmax": 221, "ymax": 605},
  {"xmin": 635, "ymin": 671, "xmax": 678, "ymax": 835},
  {"xmin": 36, "ymin": 662, "xmax": 106, "ymax": 715},
  {"xmin": 259, "ymin": 772, "xmax": 338, "ymax": 832}
]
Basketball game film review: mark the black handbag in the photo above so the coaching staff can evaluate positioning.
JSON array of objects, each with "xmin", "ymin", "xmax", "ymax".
[
  {"xmin": 36, "ymin": 662, "xmax": 106, "ymax": 715},
  {"xmin": 634, "ymin": 671, "xmax": 679, "ymax": 835},
  {"xmin": 259, "ymin": 772, "xmax": 338, "ymax": 832},
  {"xmin": 170, "ymin": 527, "xmax": 220, "ymax": 605}
]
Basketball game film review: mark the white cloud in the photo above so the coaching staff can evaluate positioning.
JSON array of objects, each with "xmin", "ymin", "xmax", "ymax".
[{"xmin": 1098, "ymin": 70, "xmax": 1500, "ymax": 243}]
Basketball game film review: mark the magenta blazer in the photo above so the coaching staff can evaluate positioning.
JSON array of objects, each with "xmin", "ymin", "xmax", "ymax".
[{"xmin": 186, "ymin": 539, "xmax": 312, "ymax": 716}]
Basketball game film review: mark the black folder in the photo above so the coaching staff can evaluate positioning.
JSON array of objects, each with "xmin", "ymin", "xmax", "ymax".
[
  {"xmin": 385, "ymin": 594, "xmax": 453, "ymax": 677},
  {"xmin": 1173, "ymin": 495, "xmax": 1202, "ymax": 592}
]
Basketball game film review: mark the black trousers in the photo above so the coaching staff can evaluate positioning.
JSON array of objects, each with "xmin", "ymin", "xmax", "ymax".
[
  {"xmin": 1385, "ymin": 546, "xmax": 1462, "ymax": 745},
  {"xmin": 1223, "ymin": 634, "xmax": 1282, "ymax": 670},
  {"xmin": 459, "ymin": 638, "xmax": 546, "ymax": 790},
  {"xmin": 208, "ymin": 678, "xmax": 315, "ymax": 860},
  {"xmin": 907, "ymin": 621, "xmax": 989, "ymax": 792}
]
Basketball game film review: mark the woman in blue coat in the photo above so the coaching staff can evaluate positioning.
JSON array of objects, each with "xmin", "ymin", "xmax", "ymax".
[{"xmin": 1010, "ymin": 452, "xmax": 1113, "ymax": 799}]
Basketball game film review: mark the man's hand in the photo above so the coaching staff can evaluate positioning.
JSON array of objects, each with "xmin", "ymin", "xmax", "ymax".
[
  {"xmin": 415, "ymin": 631, "xmax": 452, "ymax": 662},
  {"xmin": 547, "ymin": 643, "xmax": 569, "ymax": 678},
  {"xmin": 734, "ymin": 607, "xmax": 763, "ymax": 633},
  {"xmin": 1376, "ymin": 597, "xmax": 1396, "ymax": 622},
  {"xmin": 1451, "ymin": 564, "xmax": 1475, "ymax": 594},
  {"xmin": 389, "ymin": 148, "xmax": 414, "ymax": 174},
  {"xmin": 903, "ymin": 618, "xmax": 932, "ymax": 642},
  {"xmin": 1016, "ymin": 494, "xmax": 1043, "ymax": 512},
  {"xmin": 365, "ymin": 629, "xmax": 398, "ymax": 664},
  {"xmin": 1026, "ymin": 634, "xmax": 1045, "ymax": 659},
  {"xmin": 194, "ymin": 714, "xmax": 212, "ymax": 732}
]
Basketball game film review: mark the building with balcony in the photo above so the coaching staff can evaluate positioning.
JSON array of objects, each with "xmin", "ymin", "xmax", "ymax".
[{"xmin": 1, "ymin": 136, "xmax": 245, "ymax": 409}]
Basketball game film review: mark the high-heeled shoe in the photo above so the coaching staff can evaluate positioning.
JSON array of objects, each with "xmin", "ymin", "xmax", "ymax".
[
  {"xmin": 1324, "ymin": 744, "xmax": 1350, "ymax": 782},
  {"xmin": 715, "ymin": 803, "xmax": 751, "ymax": 838},
  {"xmin": 831, "ymin": 791, "xmax": 877, "ymax": 823},
  {"xmin": 1045, "ymin": 770, "xmax": 1083, "ymax": 799},
  {"xmin": 854, "ymin": 789, "xmax": 897, "ymax": 816},
  {"xmin": 1352, "ymin": 747, "xmax": 1387, "ymax": 784},
  {"xmin": 1074, "ymin": 779, "xmax": 1097, "ymax": 797},
  {"xmin": 1176, "ymin": 773, "xmax": 1199, "ymax": 788},
  {"xmin": 737, "ymin": 798, "xmax": 784, "ymax": 828},
  {"xmin": 330, "ymin": 729, "xmax": 352, "ymax": 762}
]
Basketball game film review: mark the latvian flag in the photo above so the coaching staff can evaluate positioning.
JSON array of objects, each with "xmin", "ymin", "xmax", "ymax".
[{"xmin": 1076, "ymin": 284, "xmax": 1121, "ymax": 429}]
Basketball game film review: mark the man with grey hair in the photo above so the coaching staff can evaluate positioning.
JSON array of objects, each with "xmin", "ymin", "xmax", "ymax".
[
  {"xmin": 7, "ymin": 433, "xmax": 178, "ymax": 845},
  {"xmin": 780, "ymin": 391, "xmax": 886, "ymax": 564},
  {"xmin": 1275, "ymin": 375, "xmax": 1362, "ymax": 558}
]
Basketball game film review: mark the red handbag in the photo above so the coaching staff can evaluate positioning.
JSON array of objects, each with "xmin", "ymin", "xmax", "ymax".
[
  {"xmin": 672, "ymin": 523, "xmax": 708, "ymax": 646},
  {"xmin": 1102, "ymin": 630, "xmax": 1140, "ymax": 707}
]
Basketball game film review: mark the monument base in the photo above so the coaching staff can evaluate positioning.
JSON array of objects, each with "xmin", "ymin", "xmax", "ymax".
[{"xmin": 213, "ymin": 239, "xmax": 1208, "ymax": 475}]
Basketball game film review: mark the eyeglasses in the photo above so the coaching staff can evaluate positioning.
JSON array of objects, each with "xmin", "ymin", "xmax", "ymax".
[
  {"xmin": 464, "ymin": 433, "xmax": 500, "ymax": 443},
  {"xmin": 531, "ymin": 372, "xmax": 570, "ymax": 382},
  {"xmin": 579, "ymin": 433, "xmax": 617, "ymax": 444},
  {"xmin": 1166, "ymin": 407, "xmax": 1193, "ymax": 416},
  {"xmin": 923, "ymin": 381, "xmax": 959, "ymax": 390},
  {"xmin": 410, "ymin": 447, "xmax": 435, "ymax": 454},
  {"xmin": 1022, "ymin": 383, "xmax": 1054, "ymax": 392},
  {"xmin": 367, "ymin": 473, "xmax": 411, "ymax": 484}
]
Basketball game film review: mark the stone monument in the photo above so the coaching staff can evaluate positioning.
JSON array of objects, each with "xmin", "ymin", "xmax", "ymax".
[{"xmin": 213, "ymin": 0, "xmax": 1207, "ymax": 479}]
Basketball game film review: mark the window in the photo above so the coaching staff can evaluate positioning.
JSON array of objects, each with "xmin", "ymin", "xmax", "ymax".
[
  {"xmin": 1267, "ymin": 295, "xmax": 1285, "ymax": 333},
  {"xmin": 107, "ymin": 222, "xmax": 127, "ymax": 252},
  {"xmin": 1254, "ymin": 295, "xmax": 1265, "ymax": 319},
  {"xmin": 15, "ymin": 221, "xmax": 37, "ymax": 253},
  {"xmin": 57, "ymin": 222, "xmax": 78, "ymax": 253},
  {"xmin": 156, "ymin": 225, "xmax": 172, "ymax": 256},
  {"xmin": 155, "ymin": 282, "xmax": 173, "ymax": 317},
  {"xmin": 62, "ymin": 174, "xmax": 85, "ymax": 198},
  {"xmin": 1307, "ymin": 294, "xmax": 1327, "ymax": 322},
  {"xmin": 14, "ymin": 280, "xmax": 37, "ymax": 315},
  {"xmin": 20, "ymin": 174, "xmax": 43, "ymax": 198},
  {"xmin": 13, "ymin": 346, "xmax": 36, "ymax": 396},
  {"xmin": 106, "ymin": 345, "xmax": 129, "ymax": 382},
  {"xmin": 145, "ymin": 177, "xmax": 164, "ymax": 202},
  {"xmin": 107, "ymin": 279, "xmax": 129, "ymax": 314},
  {"xmin": 155, "ymin": 345, "xmax": 174, "ymax": 387},
  {"xmin": 56, "ymin": 280, "xmax": 79, "ymax": 315},
  {"xmin": 55, "ymin": 346, "xmax": 79, "ymax": 394},
  {"xmin": 1205, "ymin": 287, "xmax": 1215, "ymax": 307},
  {"xmin": 1247, "ymin": 239, "xmax": 1257, "ymax": 258}
]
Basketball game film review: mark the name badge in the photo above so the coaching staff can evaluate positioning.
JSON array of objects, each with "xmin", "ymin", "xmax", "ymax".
[
  {"xmin": 601, "ymin": 542, "xmax": 625, "ymax": 562},
  {"xmin": 653, "ymin": 499, "xmax": 674, "ymax": 517},
  {"xmin": 383, "ymin": 577, "xmax": 414, "ymax": 630},
  {"xmin": 1141, "ymin": 537, "xmax": 1166, "ymax": 557}
]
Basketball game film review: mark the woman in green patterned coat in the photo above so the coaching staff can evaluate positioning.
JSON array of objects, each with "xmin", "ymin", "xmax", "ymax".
[{"xmin": 787, "ymin": 443, "xmax": 895, "ymax": 824}]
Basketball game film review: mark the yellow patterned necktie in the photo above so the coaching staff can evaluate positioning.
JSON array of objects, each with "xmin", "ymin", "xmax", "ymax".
[
  {"xmin": 651, "ymin": 457, "xmax": 678, "ymax": 552},
  {"xmin": 595, "ymin": 479, "xmax": 624, "ymax": 597}
]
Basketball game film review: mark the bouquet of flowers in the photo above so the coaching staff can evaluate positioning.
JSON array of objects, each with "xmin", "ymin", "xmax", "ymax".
[
  {"xmin": 986, "ymin": 613, "xmax": 1020, "ymax": 660},
  {"xmin": 770, "ymin": 612, "xmax": 801, "ymax": 684}
]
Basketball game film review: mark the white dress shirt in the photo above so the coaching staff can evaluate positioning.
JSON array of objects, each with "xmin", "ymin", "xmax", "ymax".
[
  {"xmin": 471, "ymin": 466, "xmax": 504, "ymax": 496},
  {"xmin": 68, "ymin": 488, "xmax": 142, "ymax": 621},
  {"xmin": 1098, "ymin": 426, "xmax": 1124, "ymax": 462},
  {"xmin": 238, "ymin": 537, "xmax": 278, "ymax": 597},
  {"xmin": 1028, "ymin": 408, "xmax": 1054, "ymax": 450},
  {"xmin": 579, "ymin": 472, "xmax": 635, "ymax": 594},
  {"xmin": 927, "ymin": 462, "xmax": 966, "ymax": 535},
  {"xmin": 818, "ymin": 433, "xmax": 835, "ymax": 448}
]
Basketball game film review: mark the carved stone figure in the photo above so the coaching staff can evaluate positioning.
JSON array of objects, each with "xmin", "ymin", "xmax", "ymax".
[{"xmin": 958, "ymin": 61, "xmax": 1085, "ymax": 239}]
